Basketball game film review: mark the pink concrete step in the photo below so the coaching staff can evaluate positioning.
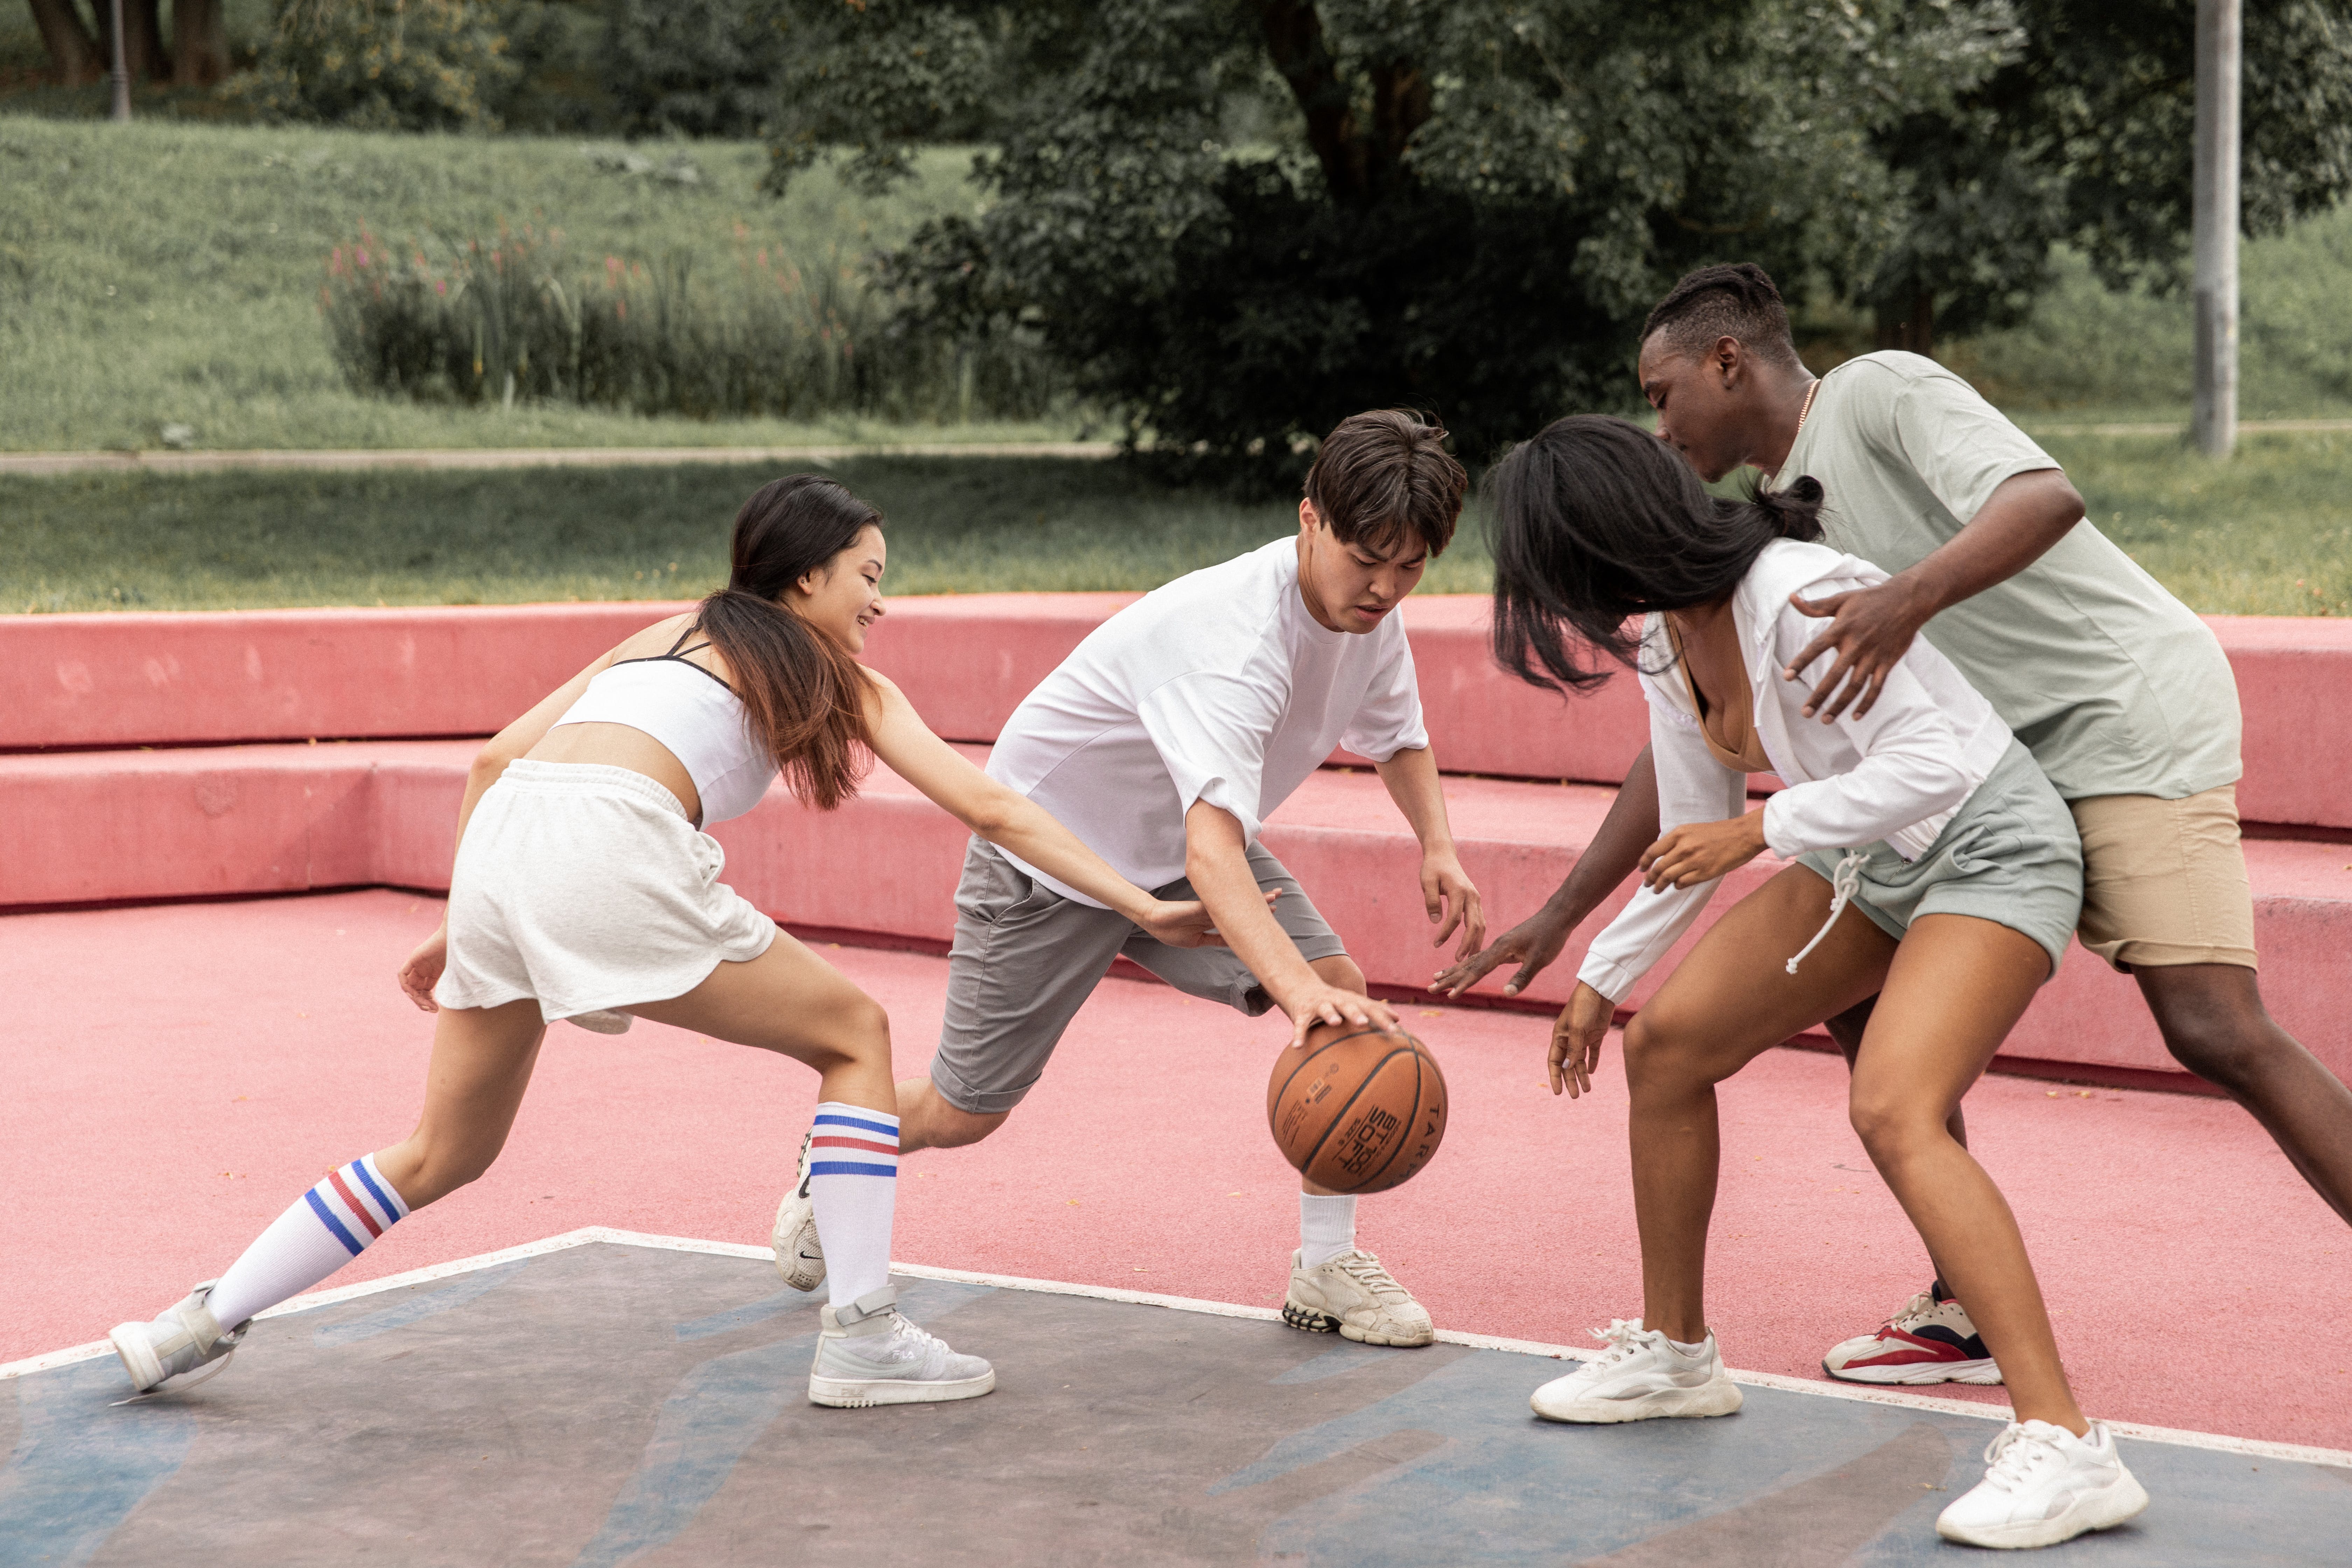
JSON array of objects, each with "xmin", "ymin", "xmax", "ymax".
[
  {"xmin": 9, "ymin": 597, "xmax": 2346, "ymax": 828},
  {"xmin": 7, "ymin": 739, "xmax": 2345, "ymax": 1087}
]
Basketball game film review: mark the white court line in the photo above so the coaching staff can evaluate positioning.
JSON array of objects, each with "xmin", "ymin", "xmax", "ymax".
[{"xmin": 14, "ymin": 1226, "xmax": 2348, "ymax": 1475}]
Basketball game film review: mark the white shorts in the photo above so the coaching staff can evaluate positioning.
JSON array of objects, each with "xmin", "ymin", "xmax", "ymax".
[{"xmin": 433, "ymin": 760, "xmax": 777, "ymax": 1023}]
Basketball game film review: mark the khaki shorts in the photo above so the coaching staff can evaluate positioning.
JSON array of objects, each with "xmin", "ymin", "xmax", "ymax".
[{"xmin": 2070, "ymin": 784, "xmax": 2256, "ymax": 971}]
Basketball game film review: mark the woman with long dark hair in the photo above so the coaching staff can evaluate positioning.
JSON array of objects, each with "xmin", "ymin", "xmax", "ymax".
[
  {"xmin": 1489, "ymin": 417, "xmax": 2146, "ymax": 1550},
  {"xmin": 107, "ymin": 474, "xmax": 1223, "ymax": 1410}
]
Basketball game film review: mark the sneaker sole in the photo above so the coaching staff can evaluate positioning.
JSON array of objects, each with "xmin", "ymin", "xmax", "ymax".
[
  {"xmin": 1281, "ymin": 1302, "xmax": 1434, "ymax": 1347},
  {"xmin": 1822, "ymin": 1354, "xmax": 2004, "ymax": 1387},
  {"xmin": 1936, "ymin": 1470, "xmax": 2150, "ymax": 1548},
  {"xmin": 1531, "ymin": 1378, "xmax": 1744, "ymax": 1424},
  {"xmin": 807, "ymin": 1369, "xmax": 996, "ymax": 1408},
  {"xmin": 770, "ymin": 1202, "xmax": 825, "ymax": 1292}
]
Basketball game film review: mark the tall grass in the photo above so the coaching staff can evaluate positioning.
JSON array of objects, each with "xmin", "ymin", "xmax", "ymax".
[{"xmin": 321, "ymin": 223, "xmax": 1057, "ymax": 420}]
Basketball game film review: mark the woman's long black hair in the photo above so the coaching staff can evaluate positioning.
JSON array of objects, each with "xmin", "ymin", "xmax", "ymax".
[
  {"xmin": 694, "ymin": 474, "xmax": 880, "ymax": 811},
  {"xmin": 1486, "ymin": 414, "xmax": 1825, "ymax": 695}
]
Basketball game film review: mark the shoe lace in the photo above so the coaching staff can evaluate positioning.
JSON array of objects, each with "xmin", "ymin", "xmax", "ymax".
[
  {"xmin": 1330, "ymin": 1250, "xmax": 1408, "ymax": 1301},
  {"xmin": 1884, "ymin": 1292, "xmax": 1939, "ymax": 1333},
  {"xmin": 1584, "ymin": 1318, "xmax": 1648, "ymax": 1368},
  {"xmin": 1977, "ymin": 1423, "xmax": 2065, "ymax": 1493}
]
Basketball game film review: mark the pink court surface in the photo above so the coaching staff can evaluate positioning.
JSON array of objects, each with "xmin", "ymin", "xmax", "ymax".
[{"xmin": 8, "ymin": 887, "xmax": 2348, "ymax": 1455}]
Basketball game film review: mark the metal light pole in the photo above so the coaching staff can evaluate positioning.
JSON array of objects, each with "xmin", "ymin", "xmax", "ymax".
[
  {"xmin": 2191, "ymin": 0, "xmax": 2240, "ymax": 456},
  {"xmin": 107, "ymin": 0, "xmax": 132, "ymax": 122}
]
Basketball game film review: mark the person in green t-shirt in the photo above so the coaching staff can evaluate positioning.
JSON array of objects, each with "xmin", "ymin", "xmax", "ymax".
[{"xmin": 1439, "ymin": 261, "xmax": 2352, "ymax": 1387}]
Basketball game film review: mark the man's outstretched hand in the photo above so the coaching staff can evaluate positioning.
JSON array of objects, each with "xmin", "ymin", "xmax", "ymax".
[
  {"xmin": 1783, "ymin": 575, "xmax": 1933, "ymax": 722},
  {"xmin": 1277, "ymin": 980, "xmax": 1398, "ymax": 1051},
  {"xmin": 1431, "ymin": 904, "xmax": 1570, "ymax": 1000}
]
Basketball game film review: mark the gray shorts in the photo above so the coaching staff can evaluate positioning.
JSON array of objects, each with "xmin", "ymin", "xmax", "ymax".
[
  {"xmin": 929, "ymin": 836, "xmax": 1348, "ymax": 1114},
  {"xmin": 1796, "ymin": 739, "xmax": 2084, "ymax": 980}
]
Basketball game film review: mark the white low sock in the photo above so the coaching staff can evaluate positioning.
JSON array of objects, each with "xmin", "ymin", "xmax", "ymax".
[
  {"xmin": 1667, "ymin": 1335, "xmax": 1709, "ymax": 1358},
  {"xmin": 807, "ymin": 1103, "xmax": 899, "ymax": 1308},
  {"xmin": 1298, "ymin": 1192, "xmax": 1357, "ymax": 1269},
  {"xmin": 207, "ymin": 1154, "xmax": 409, "ymax": 1330}
]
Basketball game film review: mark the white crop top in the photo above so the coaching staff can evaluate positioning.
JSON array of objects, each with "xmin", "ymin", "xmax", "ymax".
[{"xmin": 550, "ymin": 632, "xmax": 777, "ymax": 826}]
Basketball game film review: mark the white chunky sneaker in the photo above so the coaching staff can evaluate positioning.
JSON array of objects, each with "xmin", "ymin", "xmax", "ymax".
[
  {"xmin": 1937, "ymin": 1419, "xmax": 2149, "ymax": 1549},
  {"xmin": 1823, "ymin": 1288, "xmax": 2003, "ymax": 1386},
  {"xmin": 807, "ymin": 1287, "xmax": 995, "ymax": 1408},
  {"xmin": 1283, "ymin": 1249, "xmax": 1435, "ymax": 1346},
  {"xmin": 109, "ymin": 1281, "xmax": 247, "ymax": 1395},
  {"xmin": 1530, "ymin": 1319, "xmax": 1744, "ymax": 1423},
  {"xmin": 770, "ymin": 1130, "xmax": 825, "ymax": 1292}
]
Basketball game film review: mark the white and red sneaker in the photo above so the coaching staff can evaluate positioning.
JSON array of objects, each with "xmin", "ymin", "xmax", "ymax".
[{"xmin": 1823, "ymin": 1288, "xmax": 2002, "ymax": 1386}]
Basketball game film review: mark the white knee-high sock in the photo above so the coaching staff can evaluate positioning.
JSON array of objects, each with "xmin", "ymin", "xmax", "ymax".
[
  {"xmin": 807, "ymin": 1104, "xmax": 898, "ymax": 1308},
  {"xmin": 1299, "ymin": 1192, "xmax": 1357, "ymax": 1268},
  {"xmin": 206, "ymin": 1154, "xmax": 409, "ymax": 1330}
]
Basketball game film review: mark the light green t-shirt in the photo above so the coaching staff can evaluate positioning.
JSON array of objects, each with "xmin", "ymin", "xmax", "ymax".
[{"xmin": 1768, "ymin": 351, "xmax": 2240, "ymax": 802}]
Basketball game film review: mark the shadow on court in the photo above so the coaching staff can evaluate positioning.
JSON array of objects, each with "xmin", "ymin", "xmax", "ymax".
[{"xmin": 2, "ymin": 1241, "xmax": 2343, "ymax": 1566}]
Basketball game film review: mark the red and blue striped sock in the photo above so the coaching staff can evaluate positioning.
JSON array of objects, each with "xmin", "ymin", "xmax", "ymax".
[
  {"xmin": 807, "ymin": 1103, "xmax": 898, "ymax": 1309},
  {"xmin": 206, "ymin": 1154, "xmax": 410, "ymax": 1330}
]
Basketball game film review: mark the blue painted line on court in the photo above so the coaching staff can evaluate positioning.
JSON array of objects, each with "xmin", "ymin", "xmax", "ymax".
[
  {"xmin": 674, "ymin": 1287, "xmax": 822, "ymax": 1343},
  {"xmin": 0, "ymin": 1357, "xmax": 195, "ymax": 1568},
  {"xmin": 569, "ymin": 1279, "xmax": 990, "ymax": 1568},
  {"xmin": 311, "ymin": 1260, "xmax": 526, "ymax": 1348}
]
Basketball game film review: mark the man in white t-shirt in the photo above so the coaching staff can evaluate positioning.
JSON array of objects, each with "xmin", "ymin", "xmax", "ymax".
[{"xmin": 773, "ymin": 411, "xmax": 1488, "ymax": 1346}]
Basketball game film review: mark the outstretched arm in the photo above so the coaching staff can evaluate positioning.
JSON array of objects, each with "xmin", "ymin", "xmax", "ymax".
[
  {"xmin": 1371, "ymin": 745, "xmax": 1485, "ymax": 962},
  {"xmin": 864, "ymin": 674, "xmax": 1220, "ymax": 946},
  {"xmin": 1783, "ymin": 468, "xmax": 2083, "ymax": 722},
  {"xmin": 1432, "ymin": 744, "xmax": 1660, "ymax": 999}
]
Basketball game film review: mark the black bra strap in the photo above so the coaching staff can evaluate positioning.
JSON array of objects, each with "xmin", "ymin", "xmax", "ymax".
[{"xmin": 662, "ymin": 622, "xmax": 705, "ymax": 657}]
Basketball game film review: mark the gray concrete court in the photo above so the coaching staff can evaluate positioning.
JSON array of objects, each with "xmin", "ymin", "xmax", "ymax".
[{"xmin": 2, "ymin": 1241, "xmax": 2344, "ymax": 1566}]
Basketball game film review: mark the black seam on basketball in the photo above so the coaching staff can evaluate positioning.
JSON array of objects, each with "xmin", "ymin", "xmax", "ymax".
[
  {"xmin": 1354, "ymin": 1045, "xmax": 1422, "ymax": 1190},
  {"xmin": 1296, "ymin": 1046, "xmax": 1418, "ymax": 1178},
  {"xmin": 1268, "ymin": 1025, "xmax": 1390, "ymax": 1112}
]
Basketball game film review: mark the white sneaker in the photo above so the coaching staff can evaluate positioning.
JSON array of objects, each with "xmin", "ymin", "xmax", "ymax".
[
  {"xmin": 770, "ymin": 1130, "xmax": 825, "ymax": 1292},
  {"xmin": 1936, "ymin": 1419, "xmax": 2149, "ymax": 1549},
  {"xmin": 109, "ymin": 1281, "xmax": 247, "ymax": 1395},
  {"xmin": 1530, "ymin": 1319, "xmax": 1744, "ymax": 1423},
  {"xmin": 1283, "ymin": 1249, "xmax": 1435, "ymax": 1346},
  {"xmin": 1822, "ymin": 1288, "xmax": 2003, "ymax": 1386},
  {"xmin": 807, "ymin": 1287, "xmax": 995, "ymax": 1408}
]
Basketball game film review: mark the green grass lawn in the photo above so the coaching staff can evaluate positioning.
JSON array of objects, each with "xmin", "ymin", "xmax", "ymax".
[
  {"xmin": 7, "ymin": 435, "xmax": 2344, "ymax": 616},
  {"xmin": 0, "ymin": 117, "xmax": 1059, "ymax": 452}
]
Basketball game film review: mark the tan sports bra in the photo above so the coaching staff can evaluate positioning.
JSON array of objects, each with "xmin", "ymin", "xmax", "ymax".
[{"xmin": 1663, "ymin": 615, "xmax": 1775, "ymax": 775}]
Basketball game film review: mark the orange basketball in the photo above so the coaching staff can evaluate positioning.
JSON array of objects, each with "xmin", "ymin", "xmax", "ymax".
[{"xmin": 1265, "ymin": 1022, "xmax": 1448, "ymax": 1194}]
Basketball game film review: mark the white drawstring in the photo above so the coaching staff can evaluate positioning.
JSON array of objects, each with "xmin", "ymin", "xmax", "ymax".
[{"xmin": 1786, "ymin": 848, "xmax": 1867, "ymax": 976}]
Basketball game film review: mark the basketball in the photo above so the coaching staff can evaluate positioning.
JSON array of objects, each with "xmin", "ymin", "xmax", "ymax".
[{"xmin": 1265, "ymin": 1022, "xmax": 1448, "ymax": 1194}]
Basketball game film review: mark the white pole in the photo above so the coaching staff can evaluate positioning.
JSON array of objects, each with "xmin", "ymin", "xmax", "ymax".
[{"xmin": 2191, "ymin": 0, "xmax": 2240, "ymax": 456}]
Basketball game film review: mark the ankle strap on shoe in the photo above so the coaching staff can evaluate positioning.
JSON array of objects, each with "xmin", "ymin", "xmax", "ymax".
[{"xmin": 832, "ymin": 1286, "xmax": 898, "ymax": 1327}]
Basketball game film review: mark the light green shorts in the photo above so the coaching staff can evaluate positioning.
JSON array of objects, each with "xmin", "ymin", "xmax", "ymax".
[{"xmin": 1796, "ymin": 740, "xmax": 2084, "ymax": 980}]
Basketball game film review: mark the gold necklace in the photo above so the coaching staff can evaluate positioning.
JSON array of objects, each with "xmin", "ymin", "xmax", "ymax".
[{"xmin": 1766, "ymin": 379, "xmax": 1821, "ymax": 484}]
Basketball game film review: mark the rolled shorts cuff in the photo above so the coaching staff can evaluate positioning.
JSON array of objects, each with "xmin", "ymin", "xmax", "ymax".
[
  {"xmin": 926, "ymin": 1054, "xmax": 1031, "ymax": 1118},
  {"xmin": 2079, "ymin": 936, "xmax": 2256, "ymax": 972}
]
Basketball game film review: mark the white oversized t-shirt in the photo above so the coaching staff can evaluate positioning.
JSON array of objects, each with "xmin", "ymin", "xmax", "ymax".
[{"xmin": 986, "ymin": 537, "xmax": 1429, "ymax": 907}]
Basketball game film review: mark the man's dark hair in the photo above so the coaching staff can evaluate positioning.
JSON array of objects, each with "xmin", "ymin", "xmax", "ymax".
[
  {"xmin": 1640, "ymin": 262, "xmax": 1800, "ymax": 368},
  {"xmin": 1487, "ymin": 414, "xmax": 1824, "ymax": 695},
  {"xmin": 1303, "ymin": 410, "xmax": 1467, "ymax": 558}
]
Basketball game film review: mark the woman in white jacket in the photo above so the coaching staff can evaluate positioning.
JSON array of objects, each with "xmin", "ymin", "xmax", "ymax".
[{"xmin": 1485, "ymin": 416, "xmax": 2145, "ymax": 1552}]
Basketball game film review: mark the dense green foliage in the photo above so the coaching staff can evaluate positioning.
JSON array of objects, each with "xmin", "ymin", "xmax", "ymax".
[
  {"xmin": 768, "ymin": 0, "xmax": 2352, "ymax": 483},
  {"xmin": 1863, "ymin": 0, "xmax": 2352, "ymax": 344},
  {"xmin": 224, "ymin": 0, "xmax": 521, "ymax": 130},
  {"xmin": 8, "ymin": 434, "xmax": 2348, "ymax": 616}
]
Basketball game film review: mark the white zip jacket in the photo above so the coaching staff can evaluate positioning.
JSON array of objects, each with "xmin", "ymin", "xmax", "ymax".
[{"xmin": 1577, "ymin": 538, "xmax": 2015, "ymax": 1003}]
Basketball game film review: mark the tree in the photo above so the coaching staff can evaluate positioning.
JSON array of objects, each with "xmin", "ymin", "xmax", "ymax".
[
  {"xmin": 1862, "ymin": 0, "xmax": 2352, "ymax": 354},
  {"xmin": 225, "ymin": 0, "xmax": 520, "ymax": 130},
  {"xmin": 22, "ymin": 0, "xmax": 232, "ymax": 86},
  {"xmin": 761, "ymin": 0, "xmax": 2025, "ymax": 480}
]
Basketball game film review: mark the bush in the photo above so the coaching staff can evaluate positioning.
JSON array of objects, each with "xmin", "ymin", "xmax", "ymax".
[
  {"xmin": 225, "ymin": 0, "xmax": 522, "ymax": 131},
  {"xmin": 598, "ymin": 0, "xmax": 782, "ymax": 139},
  {"xmin": 321, "ymin": 223, "xmax": 1063, "ymax": 422}
]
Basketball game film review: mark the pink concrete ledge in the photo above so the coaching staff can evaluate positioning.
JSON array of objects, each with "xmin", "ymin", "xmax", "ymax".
[
  {"xmin": 7, "ymin": 597, "xmax": 2345, "ymax": 831},
  {"xmin": 7, "ymin": 740, "xmax": 2345, "ymax": 1086}
]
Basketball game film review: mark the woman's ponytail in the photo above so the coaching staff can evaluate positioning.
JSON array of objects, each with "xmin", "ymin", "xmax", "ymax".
[
  {"xmin": 1742, "ymin": 474, "xmax": 1826, "ymax": 542},
  {"xmin": 692, "ymin": 476, "xmax": 881, "ymax": 812}
]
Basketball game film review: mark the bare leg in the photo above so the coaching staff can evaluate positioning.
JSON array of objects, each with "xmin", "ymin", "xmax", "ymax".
[
  {"xmin": 1828, "ymin": 995, "xmax": 1967, "ymax": 1151},
  {"xmin": 2138, "ymin": 964, "xmax": 2352, "ymax": 1227},
  {"xmin": 1848, "ymin": 915, "xmax": 2083, "ymax": 1433},
  {"xmin": 372, "ymin": 998, "xmax": 546, "ymax": 1211},
  {"xmin": 1619, "ymin": 867, "xmax": 1897, "ymax": 1343}
]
